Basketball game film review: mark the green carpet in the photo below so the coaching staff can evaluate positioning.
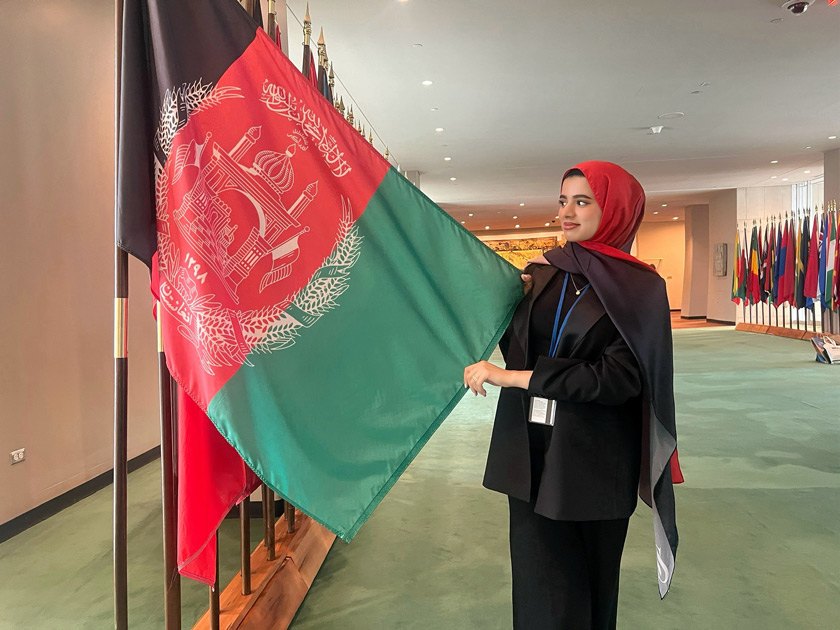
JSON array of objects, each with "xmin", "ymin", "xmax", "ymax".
[{"xmin": 1, "ymin": 329, "xmax": 837, "ymax": 628}]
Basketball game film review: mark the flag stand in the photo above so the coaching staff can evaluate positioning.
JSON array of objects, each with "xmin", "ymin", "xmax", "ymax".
[{"xmin": 192, "ymin": 509, "xmax": 335, "ymax": 630}]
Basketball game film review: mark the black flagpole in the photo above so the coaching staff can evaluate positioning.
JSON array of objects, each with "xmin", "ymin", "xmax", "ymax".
[
  {"xmin": 210, "ymin": 535, "xmax": 220, "ymax": 630},
  {"xmin": 157, "ymin": 306, "xmax": 181, "ymax": 629},
  {"xmin": 113, "ymin": 0, "xmax": 129, "ymax": 626},
  {"xmin": 240, "ymin": 497, "xmax": 252, "ymax": 595}
]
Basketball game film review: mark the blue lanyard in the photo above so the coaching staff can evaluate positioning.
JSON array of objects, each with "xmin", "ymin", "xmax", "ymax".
[{"xmin": 548, "ymin": 273, "xmax": 591, "ymax": 358}]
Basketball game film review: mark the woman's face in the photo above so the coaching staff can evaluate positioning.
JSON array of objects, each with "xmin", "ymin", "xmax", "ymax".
[{"xmin": 558, "ymin": 175, "xmax": 603, "ymax": 242}]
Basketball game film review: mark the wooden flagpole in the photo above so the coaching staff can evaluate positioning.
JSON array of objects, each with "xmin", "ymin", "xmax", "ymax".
[
  {"xmin": 157, "ymin": 304, "xmax": 182, "ymax": 629},
  {"xmin": 113, "ymin": 0, "xmax": 129, "ymax": 627}
]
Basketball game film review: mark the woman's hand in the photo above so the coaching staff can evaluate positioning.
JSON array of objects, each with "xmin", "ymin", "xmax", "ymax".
[
  {"xmin": 520, "ymin": 273, "xmax": 533, "ymax": 294},
  {"xmin": 463, "ymin": 362, "xmax": 533, "ymax": 397}
]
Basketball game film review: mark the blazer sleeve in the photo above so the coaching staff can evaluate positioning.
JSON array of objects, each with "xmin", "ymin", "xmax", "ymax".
[{"xmin": 526, "ymin": 330, "xmax": 642, "ymax": 405}]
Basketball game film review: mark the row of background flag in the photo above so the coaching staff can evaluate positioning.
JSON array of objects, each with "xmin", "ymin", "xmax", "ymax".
[{"xmin": 731, "ymin": 201, "xmax": 840, "ymax": 312}]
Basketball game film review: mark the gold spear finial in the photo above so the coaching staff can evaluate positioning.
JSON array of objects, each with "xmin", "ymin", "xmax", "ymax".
[
  {"xmin": 328, "ymin": 62, "xmax": 335, "ymax": 90},
  {"xmin": 337, "ymin": 96, "xmax": 345, "ymax": 116},
  {"xmin": 347, "ymin": 105, "xmax": 354, "ymax": 125},
  {"xmin": 303, "ymin": 2, "xmax": 312, "ymax": 46},
  {"xmin": 368, "ymin": 130, "xmax": 374, "ymax": 144},
  {"xmin": 317, "ymin": 28, "xmax": 327, "ymax": 69},
  {"xmin": 384, "ymin": 146, "xmax": 390, "ymax": 160}
]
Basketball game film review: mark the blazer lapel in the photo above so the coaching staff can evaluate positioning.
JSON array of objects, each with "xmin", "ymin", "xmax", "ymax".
[{"xmin": 555, "ymin": 286, "xmax": 606, "ymax": 358}]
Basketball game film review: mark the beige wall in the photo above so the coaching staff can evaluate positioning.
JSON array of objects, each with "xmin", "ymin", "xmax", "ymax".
[
  {"xmin": 635, "ymin": 222, "xmax": 685, "ymax": 310},
  {"xmin": 682, "ymin": 205, "xmax": 710, "ymax": 318},
  {"xmin": 706, "ymin": 189, "xmax": 739, "ymax": 323},
  {"xmin": 1, "ymin": 1, "xmax": 160, "ymax": 525}
]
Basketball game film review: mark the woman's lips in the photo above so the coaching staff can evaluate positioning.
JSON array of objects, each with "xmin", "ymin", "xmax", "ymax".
[{"xmin": 562, "ymin": 222, "xmax": 579, "ymax": 230}]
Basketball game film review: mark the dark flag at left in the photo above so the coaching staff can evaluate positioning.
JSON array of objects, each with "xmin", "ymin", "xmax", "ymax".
[{"xmin": 117, "ymin": 0, "xmax": 268, "ymax": 585}]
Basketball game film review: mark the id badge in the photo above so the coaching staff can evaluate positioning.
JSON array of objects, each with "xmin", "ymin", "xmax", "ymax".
[{"xmin": 528, "ymin": 397, "xmax": 556, "ymax": 426}]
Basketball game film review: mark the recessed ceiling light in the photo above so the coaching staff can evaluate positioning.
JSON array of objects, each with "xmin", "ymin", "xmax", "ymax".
[
  {"xmin": 435, "ymin": 127, "xmax": 444, "ymax": 133},
  {"xmin": 661, "ymin": 203, "xmax": 668, "ymax": 207},
  {"xmin": 449, "ymin": 177, "xmax": 457, "ymax": 181},
  {"xmin": 515, "ymin": 224, "xmax": 520, "ymax": 229},
  {"xmin": 484, "ymin": 226, "xmax": 490, "ymax": 230},
  {"xmin": 653, "ymin": 211, "xmax": 659, "ymax": 215},
  {"xmin": 544, "ymin": 222, "xmax": 550, "ymax": 227},
  {"xmin": 421, "ymin": 80, "xmax": 433, "ymax": 86},
  {"xmin": 804, "ymin": 170, "xmax": 811, "ymax": 174},
  {"xmin": 519, "ymin": 202, "xmax": 525, "ymax": 207},
  {"xmin": 430, "ymin": 107, "xmax": 439, "ymax": 111},
  {"xmin": 468, "ymin": 213, "xmax": 474, "ymax": 217},
  {"xmin": 770, "ymin": 160, "xmax": 778, "ymax": 164},
  {"xmin": 782, "ymin": 178, "xmax": 789, "ymax": 181},
  {"xmin": 444, "ymin": 156, "xmax": 451, "ymax": 161},
  {"xmin": 672, "ymin": 216, "xmax": 679, "ymax": 221},
  {"xmin": 830, "ymin": 136, "xmax": 838, "ymax": 140},
  {"xmin": 512, "ymin": 216, "xmax": 518, "ymax": 220},
  {"xmin": 657, "ymin": 112, "xmax": 685, "ymax": 120},
  {"xmin": 770, "ymin": 176, "xmax": 777, "ymax": 179},
  {"xmin": 803, "ymin": 146, "xmax": 812, "ymax": 149},
  {"xmin": 460, "ymin": 221, "xmax": 465, "ymax": 224}
]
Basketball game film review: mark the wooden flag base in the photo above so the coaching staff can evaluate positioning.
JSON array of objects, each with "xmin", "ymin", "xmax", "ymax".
[
  {"xmin": 193, "ymin": 509, "xmax": 336, "ymax": 630},
  {"xmin": 735, "ymin": 323, "xmax": 840, "ymax": 344}
]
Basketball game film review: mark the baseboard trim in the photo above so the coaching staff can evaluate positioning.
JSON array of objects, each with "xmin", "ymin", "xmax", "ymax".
[
  {"xmin": 0, "ymin": 446, "xmax": 160, "ymax": 544},
  {"xmin": 707, "ymin": 318, "xmax": 736, "ymax": 325},
  {"xmin": 680, "ymin": 315, "xmax": 707, "ymax": 320}
]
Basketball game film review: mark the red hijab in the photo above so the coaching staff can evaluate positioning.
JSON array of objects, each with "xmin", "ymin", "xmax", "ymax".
[{"xmin": 564, "ymin": 160, "xmax": 654, "ymax": 272}]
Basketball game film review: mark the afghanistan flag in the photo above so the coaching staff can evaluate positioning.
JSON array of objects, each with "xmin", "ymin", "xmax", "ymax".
[{"xmin": 118, "ymin": 0, "xmax": 521, "ymax": 583}]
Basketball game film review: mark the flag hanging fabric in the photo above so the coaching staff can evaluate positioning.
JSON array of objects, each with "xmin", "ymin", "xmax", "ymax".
[
  {"xmin": 771, "ymin": 220, "xmax": 783, "ymax": 306},
  {"xmin": 795, "ymin": 215, "xmax": 810, "ymax": 309},
  {"xmin": 776, "ymin": 220, "xmax": 789, "ymax": 305},
  {"xmin": 731, "ymin": 227, "xmax": 741, "ymax": 305},
  {"xmin": 825, "ymin": 212, "xmax": 837, "ymax": 311},
  {"xmin": 764, "ymin": 223, "xmax": 775, "ymax": 304},
  {"xmin": 747, "ymin": 225, "xmax": 760, "ymax": 305},
  {"xmin": 818, "ymin": 212, "xmax": 828, "ymax": 311},
  {"xmin": 117, "ymin": 0, "xmax": 522, "ymax": 581},
  {"xmin": 804, "ymin": 213, "xmax": 820, "ymax": 302},
  {"xmin": 783, "ymin": 219, "xmax": 796, "ymax": 305}
]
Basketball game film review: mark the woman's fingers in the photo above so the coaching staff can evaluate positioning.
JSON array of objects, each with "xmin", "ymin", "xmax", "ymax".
[
  {"xmin": 520, "ymin": 273, "xmax": 533, "ymax": 294},
  {"xmin": 463, "ymin": 362, "xmax": 489, "ymax": 396}
]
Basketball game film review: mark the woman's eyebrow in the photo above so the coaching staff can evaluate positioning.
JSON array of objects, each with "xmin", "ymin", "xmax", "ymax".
[{"xmin": 558, "ymin": 194, "xmax": 593, "ymax": 200}]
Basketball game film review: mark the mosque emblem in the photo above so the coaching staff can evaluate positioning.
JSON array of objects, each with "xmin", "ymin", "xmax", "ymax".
[{"xmin": 153, "ymin": 79, "xmax": 361, "ymax": 375}]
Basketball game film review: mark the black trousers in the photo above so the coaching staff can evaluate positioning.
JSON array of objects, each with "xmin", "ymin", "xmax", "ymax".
[{"xmin": 508, "ymin": 496, "xmax": 630, "ymax": 630}]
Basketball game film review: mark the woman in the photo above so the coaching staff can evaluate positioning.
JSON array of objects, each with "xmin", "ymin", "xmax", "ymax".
[{"xmin": 464, "ymin": 161, "xmax": 681, "ymax": 629}]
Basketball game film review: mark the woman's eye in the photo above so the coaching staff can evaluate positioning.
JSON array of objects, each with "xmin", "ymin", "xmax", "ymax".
[{"xmin": 576, "ymin": 200, "xmax": 588, "ymax": 207}]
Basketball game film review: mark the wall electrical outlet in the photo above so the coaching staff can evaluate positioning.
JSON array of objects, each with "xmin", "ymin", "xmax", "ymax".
[{"xmin": 10, "ymin": 448, "xmax": 25, "ymax": 465}]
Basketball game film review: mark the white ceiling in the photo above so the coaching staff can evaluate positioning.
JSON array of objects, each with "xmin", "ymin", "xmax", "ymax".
[{"xmin": 286, "ymin": 0, "xmax": 840, "ymax": 230}]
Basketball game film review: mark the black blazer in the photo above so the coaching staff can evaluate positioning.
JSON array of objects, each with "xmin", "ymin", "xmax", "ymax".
[{"xmin": 483, "ymin": 263, "xmax": 643, "ymax": 521}]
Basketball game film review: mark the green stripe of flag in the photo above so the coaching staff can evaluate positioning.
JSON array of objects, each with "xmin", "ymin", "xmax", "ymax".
[{"xmin": 208, "ymin": 167, "xmax": 521, "ymax": 540}]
